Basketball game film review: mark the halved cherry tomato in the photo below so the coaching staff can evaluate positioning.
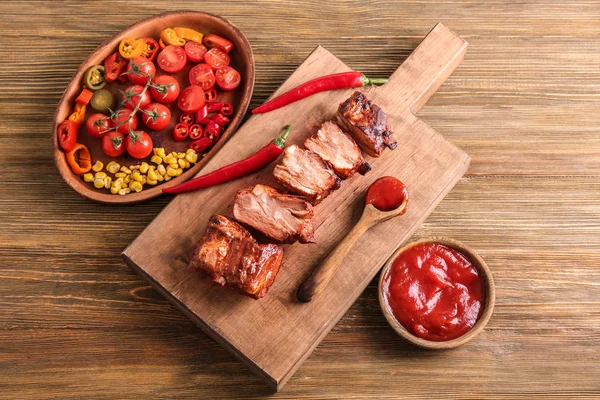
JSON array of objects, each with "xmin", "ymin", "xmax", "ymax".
[
  {"xmin": 119, "ymin": 38, "xmax": 145, "ymax": 59},
  {"xmin": 126, "ymin": 130, "xmax": 153, "ymax": 159},
  {"xmin": 121, "ymin": 85, "xmax": 151, "ymax": 110},
  {"xmin": 189, "ymin": 124, "xmax": 203, "ymax": 140},
  {"xmin": 66, "ymin": 143, "xmax": 92, "ymax": 174},
  {"xmin": 127, "ymin": 57, "xmax": 156, "ymax": 85},
  {"xmin": 104, "ymin": 52, "xmax": 128, "ymax": 82},
  {"xmin": 68, "ymin": 103, "xmax": 86, "ymax": 128},
  {"xmin": 178, "ymin": 85, "xmax": 205, "ymax": 113},
  {"xmin": 86, "ymin": 113, "xmax": 113, "ymax": 138},
  {"xmin": 189, "ymin": 138, "xmax": 213, "ymax": 152},
  {"xmin": 179, "ymin": 113, "xmax": 195, "ymax": 125},
  {"xmin": 215, "ymin": 66, "xmax": 241, "ymax": 91},
  {"xmin": 189, "ymin": 63, "xmax": 215, "ymax": 91},
  {"xmin": 203, "ymin": 34, "xmax": 234, "ymax": 53},
  {"xmin": 157, "ymin": 45, "xmax": 187, "ymax": 73},
  {"xmin": 76, "ymin": 88, "xmax": 94, "ymax": 106},
  {"xmin": 111, "ymin": 109, "xmax": 138, "ymax": 134},
  {"xmin": 141, "ymin": 103, "xmax": 171, "ymax": 131},
  {"xmin": 102, "ymin": 131, "xmax": 126, "ymax": 157},
  {"xmin": 204, "ymin": 120, "xmax": 221, "ymax": 141},
  {"xmin": 150, "ymin": 75, "xmax": 180, "ymax": 104},
  {"xmin": 140, "ymin": 37, "xmax": 160, "ymax": 61},
  {"xmin": 184, "ymin": 42, "xmax": 208, "ymax": 63},
  {"xmin": 211, "ymin": 113, "xmax": 230, "ymax": 127},
  {"xmin": 204, "ymin": 89, "xmax": 217, "ymax": 102},
  {"xmin": 195, "ymin": 104, "xmax": 208, "ymax": 122},
  {"xmin": 57, "ymin": 120, "xmax": 78, "ymax": 151},
  {"xmin": 204, "ymin": 48, "xmax": 230, "ymax": 70},
  {"xmin": 220, "ymin": 102, "xmax": 233, "ymax": 116},
  {"xmin": 173, "ymin": 123, "xmax": 189, "ymax": 142}
]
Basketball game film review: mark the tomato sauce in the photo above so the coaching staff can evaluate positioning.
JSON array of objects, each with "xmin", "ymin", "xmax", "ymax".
[
  {"xmin": 365, "ymin": 176, "xmax": 409, "ymax": 212},
  {"xmin": 383, "ymin": 243, "xmax": 484, "ymax": 341}
]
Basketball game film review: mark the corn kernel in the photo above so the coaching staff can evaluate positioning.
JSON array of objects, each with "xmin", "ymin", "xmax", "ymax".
[
  {"xmin": 166, "ymin": 166, "xmax": 179, "ymax": 177},
  {"xmin": 164, "ymin": 175, "xmax": 171, "ymax": 181},
  {"xmin": 93, "ymin": 178, "xmax": 104, "ymax": 189},
  {"xmin": 186, "ymin": 148, "xmax": 195, "ymax": 154},
  {"xmin": 154, "ymin": 147, "xmax": 166, "ymax": 158},
  {"xmin": 139, "ymin": 162, "xmax": 149, "ymax": 174},
  {"xmin": 156, "ymin": 173, "xmax": 164, "ymax": 182},
  {"xmin": 164, "ymin": 154, "xmax": 175, "ymax": 165},
  {"xmin": 151, "ymin": 155, "xmax": 163, "ymax": 165},
  {"xmin": 177, "ymin": 152, "xmax": 186, "ymax": 159},
  {"xmin": 175, "ymin": 168, "xmax": 183, "ymax": 176},
  {"xmin": 106, "ymin": 161, "xmax": 120, "ymax": 174},
  {"xmin": 177, "ymin": 158, "xmax": 186, "ymax": 168},
  {"xmin": 103, "ymin": 176, "xmax": 112, "ymax": 189},
  {"xmin": 118, "ymin": 188, "xmax": 131, "ymax": 196},
  {"xmin": 110, "ymin": 185, "xmax": 120, "ymax": 195},
  {"xmin": 146, "ymin": 177, "xmax": 158, "ymax": 185},
  {"xmin": 115, "ymin": 172, "xmax": 127, "ymax": 178},
  {"xmin": 185, "ymin": 152, "xmax": 198, "ymax": 163},
  {"xmin": 92, "ymin": 161, "xmax": 104, "ymax": 172},
  {"xmin": 184, "ymin": 160, "xmax": 190, "ymax": 169},
  {"xmin": 169, "ymin": 163, "xmax": 179, "ymax": 171},
  {"xmin": 124, "ymin": 176, "xmax": 131, "ymax": 184},
  {"xmin": 131, "ymin": 170, "xmax": 143, "ymax": 183},
  {"xmin": 140, "ymin": 176, "xmax": 147, "ymax": 185},
  {"xmin": 129, "ymin": 165, "xmax": 140, "ymax": 170},
  {"xmin": 157, "ymin": 164, "xmax": 167, "ymax": 176},
  {"xmin": 113, "ymin": 178, "xmax": 124, "ymax": 188},
  {"xmin": 170, "ymin": 151, "xmax": 178, "ymax": 157},
  {"xmin": 83, "ymin": 173, "xmax": 94, "ymax": 182},
  {"xmin": 130, "ymin": 181, "xmax": 143, "ymax": 192},
  {"xmin": 95, "ymin": 171, "xmax": 107, "ymax": 179},
  {"xmin": 120, "ymin": 166, "xmax": 131, "ymax": 174}
]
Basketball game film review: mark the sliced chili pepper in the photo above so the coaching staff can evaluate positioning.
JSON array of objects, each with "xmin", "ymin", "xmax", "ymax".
[
  {"xmin": 172, "ymin": 123, "xmax": 189, "ymax": 142},
  {"xmin": 119, "ymin": 38, "xmax": 145, "ymax": 59},
  {"xmin": 252, "ymin": 72, "xmax": 388, "ymax": 114},
  {"xmin": 204, "ymin": 120, "xmax": 221, "ymax": 142},
  {"xmin": 57, "ymin": 120, "xmax": 78, "ymax": 152},
  {"xmin": 104, "ymin": 52, "xmax": 127, "ymax": 82},
  {"xmin": 179, "ymin": 113, "xmax": 195, "ymax": 125},
  {"xmin": 206, "ymin": 102, "xmax": 224, "ymax": 112},
  {"xmin": 68, "ymin": 103, "xmax": 86, "ymax": 128},
  {"xmin": 195, "ymin": 104, "xmax": 208, "ymax": 122},
  {"xmin": 203, "ymin": 34, "xmax": 234, "ymax": 53},
  {"xmin": 159, "ymin": 39, "xmax": 167, "ymax": 50},
  {"xmin": 164, "ymin": 125, "xmax": 292, "ymax": 195},
  {"xmin": 75, "ymin": 88, "xmax": 94, "ymax": 106},
  {"xmin": 220, "ymin": 102, "xmax": 233, "ymax": 116},
  {"xmin": 204, "ymin": 89, "xmax": 217, "ymax": 102},
  {"xmin": 83, "ymin": 65, "xmax": 106, "ymax": 90},
  {"xmin": 189, "ymin": 123, "xmax": 203, "ymax": 140},
  {"xmin": 173, "ymin": 27, "xmax": 203, "ymax": 44},
  {"xmin": 66, "ymin": 143, "xmax": 92, "ymax": 175},
  {"xmin": 140, "ymin": 37, "xmax": 159, "ymax": 61},
  {"xmin": 188, "ymin": 138, "xmax": 213, "ymax": 153},
  {"xmin": 211, "ymin": 113, "xmax": 230, "ymax": 127},
  {"xmin": 160, "ymin": 28, "xmax": 186, "ymax": 46}
]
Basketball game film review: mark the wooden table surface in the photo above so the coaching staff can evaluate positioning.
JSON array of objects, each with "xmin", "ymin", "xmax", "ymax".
[{"xmin": 1, "ymin": 1, "xmax": 599, "ymax": 398}]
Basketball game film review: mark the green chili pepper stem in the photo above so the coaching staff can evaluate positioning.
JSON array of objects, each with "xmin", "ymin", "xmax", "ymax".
[
  {"xmin": 361, "ymin": 75, "xmax": 389, "ymax": 86},
  {"xmin": 273, "ymin": 125, "xmax": 292, "ymax": 148}
]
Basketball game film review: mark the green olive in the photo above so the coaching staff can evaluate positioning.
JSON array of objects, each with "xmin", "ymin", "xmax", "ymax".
[
  {"xmin": 90, "ymin": 89, "xmax": 116, "ymax": 113},
  {"xmin": 83, "ymin": 65, "xmax": 107, "ymax": 90}
]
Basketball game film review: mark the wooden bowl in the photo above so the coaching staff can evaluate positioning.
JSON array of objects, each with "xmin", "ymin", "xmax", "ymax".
[
  {"xmin": 52, "ymin": 11, "xmax": 255, "ymax": 204},
  {"xmin": 378, "ymin": 237, "xmax": 495, "ymax": 349}
]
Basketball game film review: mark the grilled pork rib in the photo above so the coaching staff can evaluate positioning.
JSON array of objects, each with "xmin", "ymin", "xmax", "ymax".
[
  {"xmin": 233, "ymin": 184, "xmax": 315, "ymax": 244},
  {"xmin": 336, "ymin": 91, "xmax": 396, "ymax": 157},
  {"xmin": 273, "ymin": 144, "xmax": 341, "ymax": 204},
  {"xmin": 188, "ymin": 215, "xmax": 284, "ymax": 299},
  {"xmin": 304, "ymin": 121, "xmax": 371, "ymax": 179}
]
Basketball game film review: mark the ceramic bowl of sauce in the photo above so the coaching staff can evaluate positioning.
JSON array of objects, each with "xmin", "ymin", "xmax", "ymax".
[{"xmin": 378, "ymin": 237, "xmax": 495, "ymax": 349}]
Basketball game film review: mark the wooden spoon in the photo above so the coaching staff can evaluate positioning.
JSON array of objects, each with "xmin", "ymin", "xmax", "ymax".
[{"xmin": 297, "ymin": 180, "xmax": 408, "ymax": 303}]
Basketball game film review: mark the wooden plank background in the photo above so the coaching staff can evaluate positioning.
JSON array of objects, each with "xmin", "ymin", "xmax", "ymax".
[{"xmin": 0, "ymin": 0, "xmax": 598, "ymax": 398}]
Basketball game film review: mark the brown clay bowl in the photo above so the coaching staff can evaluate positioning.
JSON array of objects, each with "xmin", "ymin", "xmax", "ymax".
[
  {"xmin": 53, "ymin": 11, "xmax": 255, "ymax": 204},
  {"xmin": 378, "ymin": 237, "xmax": 495, "ymax": 349}
]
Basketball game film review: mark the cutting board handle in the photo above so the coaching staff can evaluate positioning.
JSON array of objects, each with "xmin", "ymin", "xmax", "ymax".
[{"xmin": 379, "ymin": 23, "xmax": 468, "ymax": 116}]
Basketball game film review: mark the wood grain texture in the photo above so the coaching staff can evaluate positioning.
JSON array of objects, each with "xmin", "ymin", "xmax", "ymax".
[{"xmin": 1, "ymin": 0, "xmax": 599, "ymax": 398}]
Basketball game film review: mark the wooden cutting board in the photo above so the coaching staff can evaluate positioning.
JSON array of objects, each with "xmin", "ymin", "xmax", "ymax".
[{"xmin": 123, "ymin": 23, "xmax": 469, "ymax": 392}]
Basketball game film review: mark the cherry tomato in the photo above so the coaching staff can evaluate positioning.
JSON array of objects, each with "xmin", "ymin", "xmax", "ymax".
[
  {"xmin": 57, "ymin": 120, "xmax": 78, "ymax": 152},
  {"xmin": 102, "ymin": 131, "xmax": 126, "ymax": 157},
  {"xmin": 111, "ymin": 109, "xmax": 139, "ymax": 135},
  {"xmin": 150, "ymin": 75, "xmax": 180, "ymax": 104},
  {"xmin": 121, "ymin": 85, "xmax": 151, "ymax": 110},
  {"xmin": 189, "ymin": 63, "xmax": 215, "ymax": 91},
  {"xmin": 179, "ymin": 113, "xmax": 195, "ymax": 125},
  {"xmin": 173, "ymin": 123, "xmax": 189, "ymax": 142},
  {"xmin": 189, "ymin": 124, "xmax": 203, "ymax": 140},
  {"xmin": 184, "ymin": 41, "xmax": 208, "ymax": 62},
  {"xmin": 104, "ymin": 52, "xmax": 128, "ymax": 82},
  {"xmin": 140, "ymin": 37, "xmax": 160, "ymax": 61},
  {"xmin": 126, "ymin": 130, "xmax": 153, "ymax": 159},
  {"xmin": 204, "ymin": 48, "xmax": 230, "ymax": 70},
  {"xmin": 178, "ymin": 85, "xmax": 206, "ymax": 113},
  {"xmin": 141, "ymin": 103, "xmax": 171, "ymax": 131},
  {"xmin": 215, "ymin": 66, "xmax": 241, "ymax": 91},
  {"xmin": 86, "ymin": 113, "xmax": 113, "ymax": 138},
  {"xmin": 203, "ymin": 34, "xmax": 234, "ymax": 53},
  {"xmin": 127, "ymin": 57, "xmax": 156, "ymax": 85},
  {"xmin": 157, "ymin": 45, "xmax": 187, "ymax": 73},
  {"xmin": 189, "ymin": 138, "xmax": 213, "ymax": 152}
]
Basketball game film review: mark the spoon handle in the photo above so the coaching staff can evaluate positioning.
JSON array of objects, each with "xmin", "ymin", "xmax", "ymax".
[{"xmin": 297, "ymin": 216, "xmax": 374, "ymax": 303}]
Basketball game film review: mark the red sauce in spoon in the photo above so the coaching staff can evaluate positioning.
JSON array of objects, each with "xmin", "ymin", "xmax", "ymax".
[
  {"xmin": 383, "ymin": 243, "xmax": 484, "ymax": 341},
  {"xmin": 365, "ymin": 176, "xmax": 409, "ymax": 212}
]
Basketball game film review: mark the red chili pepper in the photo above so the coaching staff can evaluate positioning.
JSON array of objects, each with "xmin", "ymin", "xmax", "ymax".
[
  {"xmin": 205, "ymin": 89, "xmax": 217, "ymax": 102},
  {"xmin": 207, "ymin": 102, "xmax": 224, "ymax": 112},
  {"xmin": 189, "ymin": 123, "xmax": 203, "ymax": 140},
  {"xmin": 220, "ymin": 102, "xmax": 233, "ymax": 116},
  {"xmin": 163, "ymin": 125, "xmax": 292, "ymax": 195},
  {"xmin": 196, "ymin": 104, "xmax": 209, "ymax": 122},
  {"xmin": 252, "ymin": 72, "xmax": 388, "ymax": 114},
  {"xmin": 172, "ymin": 123, "xmax": 189, "ymax": 141},
  {"xmin": 211, "ymin": 113, "xmax": 230, "ymax": 126},
  {"xmin": 179, "ymin": 113, "xmax": 195, "ymax": 125},
  {"xmin": 189, "ymin": 138, "xmax": 213, "ymax": 153},
  {"xmin": 75, "ymin": 88, "xmax": 94, "ymax": 106},
  {"xmin": 204, "ymin": 120, "xmax": 221, "ymax": 141}
]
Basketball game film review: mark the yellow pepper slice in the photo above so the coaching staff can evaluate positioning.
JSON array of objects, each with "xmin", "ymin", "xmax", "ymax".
[
  {"xmin": 173, "ymin": 27, "xmax": 203, "ymax": 44},
  {"xmin": 160, "ymin": 28, "xmax": 186, "ymax": 46},
  {"xmin": 119, "ymin": 38, "xmax": 145, "ymax": 59},
  {"xmin": 68, "ymin": 103, "xmax": 86, "ymax": 128}
]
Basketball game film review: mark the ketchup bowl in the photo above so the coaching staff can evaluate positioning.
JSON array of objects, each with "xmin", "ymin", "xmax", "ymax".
[{"xmin": 378, "ymin": 237, "xmax": 495, "ymax": 349}]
